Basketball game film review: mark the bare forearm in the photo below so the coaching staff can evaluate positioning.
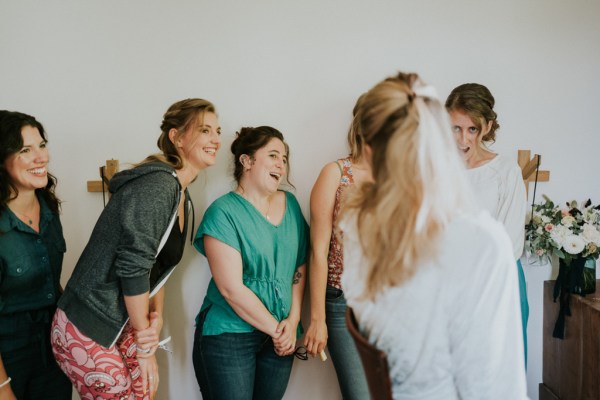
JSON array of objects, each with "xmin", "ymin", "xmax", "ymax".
[
  {"xmin": 0, "ymin": 354, "xmax": 9, "ymax": 384},
  {"xmin": 150, "ymin": 287, "xmax": 165, "ymax": 315},
  {"xmin": 224, "ymin": 286, "xmax": 280, "ymax": 337},
  {"xmin": 289, "ymin": 265, "xmax": 307, "ymax": 323},
  {"xmin": 308, "ymin": 254, "xmax": 328, "ymax": 322},
  {"xmin": 272, "ymin": 266, "xmax": 306, "ymax": 356},
  {"xmin": 149, "ymin": 287, "xmax": 165, "ymax": 336},
  {"xmin": 124, "ymin": 292, "xmax": 151, "ymax": 330},
  {"xmin": 205, "ymin": 236, "xmax": 282, "ymax": 338},
  {"xmin": 0, "ymin": 354, "xmax": 8, "ymax": 383},
  {"xmin": 0, "ymin": 353, "xmax": 15, "ymax": 399}
]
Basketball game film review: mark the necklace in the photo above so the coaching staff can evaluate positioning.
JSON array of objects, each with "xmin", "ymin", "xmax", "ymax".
[
  {"xmin": 9, "ymin": 200, "xmax": 39, "ymax": 227},
  {"xmin": 12, "ymin": 209, "xmax": 36, "ymax": 225},
  {"xmin": 237, "ymin": 185, "xmax": 271, "ymax": 221}
]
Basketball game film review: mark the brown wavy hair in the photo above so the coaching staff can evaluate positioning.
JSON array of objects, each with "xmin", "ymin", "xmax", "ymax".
[{"xmin": 0, "ymin": 110, "xmax": 61, "ymax": 219}]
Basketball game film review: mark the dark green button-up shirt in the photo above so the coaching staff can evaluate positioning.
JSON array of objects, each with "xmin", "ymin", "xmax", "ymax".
[{"xmin": 0, "ymin": 196, "xmax": 66, "ymax": 352}]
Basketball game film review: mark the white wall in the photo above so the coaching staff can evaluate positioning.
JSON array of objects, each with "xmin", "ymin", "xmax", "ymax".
[{"xmin": 2, "ymin": 1, "xmax": 599, "ymax": 399}]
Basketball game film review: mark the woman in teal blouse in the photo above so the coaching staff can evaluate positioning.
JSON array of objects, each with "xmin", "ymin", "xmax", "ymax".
[
  {"xmin": 193, "ymin": 126, "xmax": 309, "ymax": 400},
  {"xmin": 0, "ymin": 111, "xmax": 71, "ymax": 400}
]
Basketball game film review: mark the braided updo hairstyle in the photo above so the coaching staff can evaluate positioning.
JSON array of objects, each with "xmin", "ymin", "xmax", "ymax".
[{"xmin": 141, "ymin": 98, "xmax": 216, "ymax": 168}]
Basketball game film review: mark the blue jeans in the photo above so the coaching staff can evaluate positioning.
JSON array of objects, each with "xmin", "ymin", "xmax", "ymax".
[
  {"xmin": 326, "ymin": 286, "xmax": 370, "ymax": 400},
  {"xmin": 193, "ymin": 308, "xmax": 294, "ymax": 400}
]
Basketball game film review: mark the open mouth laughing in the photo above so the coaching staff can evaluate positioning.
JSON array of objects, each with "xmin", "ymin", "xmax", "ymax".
[
  {"xmin": 203, "ymin": 147, "xmax": 217, "ymax": 156},
  {"xmin": 28, "ymin": 167, "xmax": 47, "ymax": 176}
]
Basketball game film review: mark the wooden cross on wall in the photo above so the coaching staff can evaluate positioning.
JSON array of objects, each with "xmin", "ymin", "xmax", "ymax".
[
  {"xmin": 87, "ymin": 159, "xmax": 119, "ymax": 195},
  {"xmin": 518, "ymin": 150, "xmax": 549, "ymax": 197}
]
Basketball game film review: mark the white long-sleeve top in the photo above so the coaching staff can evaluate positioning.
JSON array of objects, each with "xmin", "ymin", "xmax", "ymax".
[
  {"xmin": 341, "ymin": 212, "xmax": 529, "ymax": 400},
  {"xmin": 466, "ymin": 154, "xmax": 527, "ymax": 259}
]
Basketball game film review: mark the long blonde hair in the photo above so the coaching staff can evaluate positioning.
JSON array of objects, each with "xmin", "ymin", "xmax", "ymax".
[
  {"xmin": 346, "ymin": 93, "xmax": 366, "ymax": 162},
  {"xmin": 344, "ymin": 72, "xmax": 474, "ymax": 299}
]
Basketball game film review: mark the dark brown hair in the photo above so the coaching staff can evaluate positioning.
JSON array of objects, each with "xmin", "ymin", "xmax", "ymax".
[
  {"xmin": 0, "ymin": 110, "xmax": 61, "ymax": 217},
  {"xmin": 231, "ymin": 126, "xmax": 293, "ymax": 187}
]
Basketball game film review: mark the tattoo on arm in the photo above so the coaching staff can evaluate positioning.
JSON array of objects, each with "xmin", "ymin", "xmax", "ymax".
[{"xmin": 293, "ymin": 271, "xmax": 302, "ymax": 285}]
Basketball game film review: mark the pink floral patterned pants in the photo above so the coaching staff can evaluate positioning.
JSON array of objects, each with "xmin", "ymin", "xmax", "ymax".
[{"xmin": 50, "ymin": 308, "xmax": 148, "ymax": 400}]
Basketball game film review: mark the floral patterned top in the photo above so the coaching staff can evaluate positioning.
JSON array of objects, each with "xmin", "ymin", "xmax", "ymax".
[{"xmin": 327, "ymin": 157, "xmax": 354, "ymax": 289}]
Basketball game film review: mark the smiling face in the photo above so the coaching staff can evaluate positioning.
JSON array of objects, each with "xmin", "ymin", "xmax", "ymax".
[
  {"xmin": 449, "ymin": 109, "xmax": 492, "ymax": 168},
  {"xmin": 176, "ymin": 111, "xmax": 221, "ymax": 171},
  {"xmin": 4, "ymin": 125, "xmax": 49, "ymax": 194},
  {"xmin": 245, "ymin": 138, "xmax": 287, "ymax": 193}
]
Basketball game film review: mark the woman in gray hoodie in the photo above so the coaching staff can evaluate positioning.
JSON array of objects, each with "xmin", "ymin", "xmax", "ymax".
[{"xmin": 50, "ymin": 98, "xmax": 221, "ymax": 399}]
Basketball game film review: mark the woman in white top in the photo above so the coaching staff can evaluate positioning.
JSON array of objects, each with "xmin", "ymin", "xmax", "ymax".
[
  {"xmin": 445, "ymin": 83, "xmax": 528, "ymax": 365},
  {"xmin": 341, "ymin": 72, "xmax": 528, "ymax": 399}
]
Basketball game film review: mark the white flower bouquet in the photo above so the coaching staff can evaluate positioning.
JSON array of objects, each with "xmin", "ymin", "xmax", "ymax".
[
  {"xmin": 528, "ymin": 197, "xmax": 600, "ymax": 338},
  {"xmin": 526, "ymin": 196, "xmax": 600, "ymax": 265}
]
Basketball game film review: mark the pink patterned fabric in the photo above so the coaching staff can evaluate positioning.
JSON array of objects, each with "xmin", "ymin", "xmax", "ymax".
[
  {"xmin": 327, "ymin": 158, "xmax": 355, "ymax": 289},
  {"xmin": 51, "ymin": 308, "xmax": 148, "ymax": 400}
]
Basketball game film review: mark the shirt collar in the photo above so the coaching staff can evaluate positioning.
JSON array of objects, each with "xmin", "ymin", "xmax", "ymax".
[{"xmin": 0, "ymin": 194, "xmax": 54, "ymax": 234}]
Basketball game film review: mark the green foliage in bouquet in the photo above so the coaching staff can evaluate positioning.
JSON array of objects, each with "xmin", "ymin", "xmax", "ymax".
[{"xmin": 525, "ymin": 196, "xmax": 600, "ymax": 266}]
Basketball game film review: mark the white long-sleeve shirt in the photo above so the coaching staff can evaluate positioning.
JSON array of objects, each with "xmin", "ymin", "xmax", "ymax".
[
  {"xmin": 466, "ymin": 154, "xmax": 527, "ymax": 259},
  {"xmin": 341, "ymin": 212, "xmax": 529, "ymax": 400}
]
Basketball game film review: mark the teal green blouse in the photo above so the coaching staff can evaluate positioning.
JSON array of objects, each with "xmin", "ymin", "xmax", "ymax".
[
  {"xmin": 0, "ymin": 196, "xmax": 66, "ymax": 352},
  {"xmin": 194, "ymin": 191, "xmax": 309, "ymax": 335}
]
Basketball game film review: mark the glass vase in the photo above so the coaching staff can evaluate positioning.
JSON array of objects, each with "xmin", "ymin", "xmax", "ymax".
[{"xmin": 558, "ymin": 256, "xmax": 596, "ymax": 295}]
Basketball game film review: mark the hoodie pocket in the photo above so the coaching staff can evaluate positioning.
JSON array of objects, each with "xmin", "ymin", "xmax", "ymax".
[{"xmin": 89, "ymin": 281, "xmax": 125, "ymax": 323}]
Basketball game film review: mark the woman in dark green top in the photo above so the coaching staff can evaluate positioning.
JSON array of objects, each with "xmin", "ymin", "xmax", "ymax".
[
  {"xmin": 193, "ymin": 126, "xmax": 309, "ymax": 400},
  {"xmin": 0, "ymin": 110, "xmax": 72, "ymax": 400}
]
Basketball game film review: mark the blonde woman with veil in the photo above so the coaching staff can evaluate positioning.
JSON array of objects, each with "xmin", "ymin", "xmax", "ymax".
[{"xmin": 341, "ymin": 72, "xmax": 528, "ymax": 399}]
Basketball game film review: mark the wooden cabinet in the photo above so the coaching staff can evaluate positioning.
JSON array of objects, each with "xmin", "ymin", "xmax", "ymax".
[{"xmin": 541, "ymin": 280, "xmax": 600, "ymax": 399}]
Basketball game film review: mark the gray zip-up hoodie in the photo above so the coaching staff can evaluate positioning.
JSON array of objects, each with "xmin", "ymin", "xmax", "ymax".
[{"xmin": 58, "ymin": 162, "xmax": 181, "ymax": 347}]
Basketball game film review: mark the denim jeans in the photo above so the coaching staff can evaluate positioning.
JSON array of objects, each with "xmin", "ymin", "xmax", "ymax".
[
  {"xmin": 2, "ymin": 332, "xmax": 72, "ymax": 400},
  {"xmin": 326, "ymin": 286, "xmax": 370, "ymax": 400},
  {"xmin": 193, "ymin": 308, "xmax": 294, "ymax": 400}
]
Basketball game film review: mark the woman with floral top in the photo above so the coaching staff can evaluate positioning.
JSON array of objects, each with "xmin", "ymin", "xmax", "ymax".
[{"xmin": 303, "ymin": 95, "xmax": 371, "ymax": 399}]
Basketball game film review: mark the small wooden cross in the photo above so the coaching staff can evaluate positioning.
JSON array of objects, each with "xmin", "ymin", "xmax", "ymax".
[
  {"xmin": 518, "ymin": 150, "xmax": 549, "ymax": 197},
  {"xmin": 87, "ymin": 159, "xmax": 119, "ymax": 194}
]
